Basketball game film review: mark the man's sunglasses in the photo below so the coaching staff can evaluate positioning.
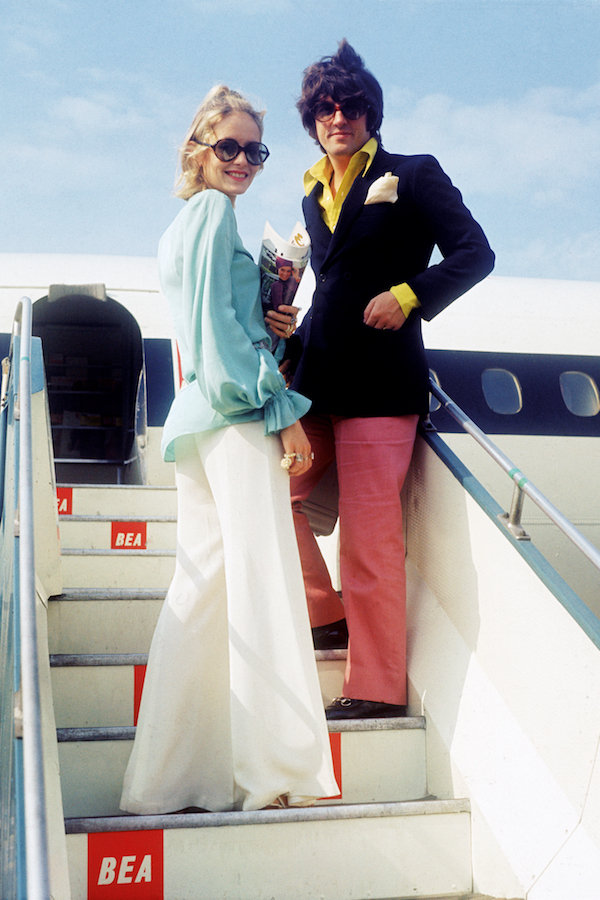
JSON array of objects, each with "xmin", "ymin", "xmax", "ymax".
[
  {"xmin": 197, "ymin": 138, "xmax": 270, "ymax": 167},
  {"xmin": 311, "ymin": 97, "xmax": 370, "ymax": 122}
]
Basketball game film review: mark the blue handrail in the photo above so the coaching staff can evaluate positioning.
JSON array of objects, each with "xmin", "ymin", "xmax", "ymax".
[
  {"xmin": 429, "ymin": 377, "xmax": 600, "ymax": 573},
  {"xmin": 0, "ymin": 298, "xmax": 51, "ymax": 899}
]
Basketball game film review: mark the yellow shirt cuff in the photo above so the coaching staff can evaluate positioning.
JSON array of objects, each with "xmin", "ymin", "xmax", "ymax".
[{"xmin": 390, "ymin": 283, "xmax": 420, "ymax": 318}]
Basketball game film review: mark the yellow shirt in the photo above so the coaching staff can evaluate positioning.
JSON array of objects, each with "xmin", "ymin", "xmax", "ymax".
[{"xmin": 303, "ymin": 138, "xmax": 420, "ymax": 319}]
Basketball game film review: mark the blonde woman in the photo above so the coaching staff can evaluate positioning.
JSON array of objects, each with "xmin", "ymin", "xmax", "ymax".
[{"xmin": 120, "ymin": 86, "xmax": 338, "ymax": 813}]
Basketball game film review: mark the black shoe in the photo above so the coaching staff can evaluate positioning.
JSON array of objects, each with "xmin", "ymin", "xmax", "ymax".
[
  {"xmin": 325, "ymin": 697, "xmax": 407, "ymax": 720},
  {"xmin": 311, "ymin": 618, "xmax": 348, "ymax": 650}
]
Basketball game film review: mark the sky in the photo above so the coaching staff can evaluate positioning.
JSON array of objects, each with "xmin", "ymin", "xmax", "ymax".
[{"xmin": 1, "ymin": 0, "xmax": 599, "ymax": 282}]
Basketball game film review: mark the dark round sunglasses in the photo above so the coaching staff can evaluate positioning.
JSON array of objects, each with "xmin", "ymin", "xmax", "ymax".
[
  {"xmin": 312, "ymin": 97, "xmax": 370, "ymax": 122},
  {"xmin": 197, "ymin": 138, "xmax": 270, "ymax": 167}
]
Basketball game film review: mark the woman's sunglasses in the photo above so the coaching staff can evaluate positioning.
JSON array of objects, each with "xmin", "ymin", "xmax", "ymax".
[
  {"xmin": 197, "ymin": 138, "xmax": 270, "ymax": 167},
  {"xmin": 311, "ymin": 97, "xmax": 370, "ymax": 122}
]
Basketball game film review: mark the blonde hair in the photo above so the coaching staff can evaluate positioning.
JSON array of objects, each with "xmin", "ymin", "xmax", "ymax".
[{"xmin": 175, "ymin": 85, "xmax": 265, "ymax": 200}]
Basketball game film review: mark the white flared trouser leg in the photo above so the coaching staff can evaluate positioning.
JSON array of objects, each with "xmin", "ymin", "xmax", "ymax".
[{"xmin": 120, "ymin": 422, "xmax": 338, "ymax": 813}]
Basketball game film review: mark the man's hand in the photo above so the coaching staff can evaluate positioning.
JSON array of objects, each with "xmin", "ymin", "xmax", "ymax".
[
  {"xmin": 278, "ymin": 358, "xmax": 292, "ymax": 386},
  {"xmin": 363, "ymin": 291, "xmax": 406, "ymax": 331}
]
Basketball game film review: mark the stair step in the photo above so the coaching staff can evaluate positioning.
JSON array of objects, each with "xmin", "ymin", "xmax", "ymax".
[
  {"xmin": 64, "ymin": 799, "xmax": 472, "ymax": 900},
  {"xmin": 57, "ymin": 717, "xmax": 427, "ymax": 817},
  {"xmin": 60, "ymin": 548, "xmax": 176, "ymax": 590},
  {"xmin": 49, "ymin": 651, "xmax": 348, "ymax": 725},
  {"xmin": 57, "ymin": 483, "xmax": 177, "ymax": 517},
  {"xmin": 47, "ymin": 595, "xmax": 349, "ymax": 688},
  {"xmin": 48, "ymin": 590, "xmax": 166, "ymax": 654},
  {"xmin": 59, "ymin": 516, "xmax": 176, "ymax": 550}
]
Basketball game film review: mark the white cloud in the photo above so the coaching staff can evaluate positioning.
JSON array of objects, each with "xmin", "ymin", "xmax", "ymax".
[
  {"xmin": 383, "ymin": 82, "xmax": 600, "ymax": 202},
  {"xmin": 503, "ymin": 229, "xmax": 600, "ymax": 282},
  {"xmin": 51, "ymin": 93, "xmax": 150, "ymax": 134},
  {"xmin": 0, "ymin": 140, "xmax": 120, "ymax": 198}
]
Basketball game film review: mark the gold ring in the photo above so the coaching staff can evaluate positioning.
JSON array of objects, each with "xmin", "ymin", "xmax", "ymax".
[{"xmin": 281, "ymin": 453, "xmax": 295, "ymax": 470}]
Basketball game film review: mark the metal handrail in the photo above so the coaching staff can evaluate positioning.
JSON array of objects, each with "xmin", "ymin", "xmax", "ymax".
[
  {"xmin": 429, "ymin": 378, "xmax": 600, "ymax": 574},
  {"xmin": 11, "ymin": 297, "xmax": 51, "ymax": 899}
]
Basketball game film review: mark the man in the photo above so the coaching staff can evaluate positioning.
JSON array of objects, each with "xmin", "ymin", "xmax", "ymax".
[{"xmin": 275, "ymin": 40, "xmax": 494, "ymax": 720}]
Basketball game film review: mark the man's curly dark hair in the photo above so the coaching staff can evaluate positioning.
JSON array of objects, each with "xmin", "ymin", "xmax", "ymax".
[{"xmin": 296, "ymin": 40, "xmax": 384, "ymax": 146}]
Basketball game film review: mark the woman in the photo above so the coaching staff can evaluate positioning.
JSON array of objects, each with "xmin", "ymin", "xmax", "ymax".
[{"xmin": 120, "ymin": 85, "xmax": 338, "ymax": 814}]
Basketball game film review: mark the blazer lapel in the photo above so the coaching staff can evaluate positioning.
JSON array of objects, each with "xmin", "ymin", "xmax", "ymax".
[
  {"xmin": 319, "ymin": 147, "xmax": 394, "ymax": 268},
  {"xmin": 304, "ymin": 186, "xmax": 331, "ymax": 249}
]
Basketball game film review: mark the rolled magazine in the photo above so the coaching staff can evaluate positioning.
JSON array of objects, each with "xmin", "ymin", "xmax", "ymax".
[{"xmin": 259, "ymin": 221, "xmax": 310, "ymax": 351}]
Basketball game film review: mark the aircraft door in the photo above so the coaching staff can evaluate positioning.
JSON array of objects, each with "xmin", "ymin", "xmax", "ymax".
[{"xmin": 32, "ymin": 284, "xmax": 145, "ymax": 484}]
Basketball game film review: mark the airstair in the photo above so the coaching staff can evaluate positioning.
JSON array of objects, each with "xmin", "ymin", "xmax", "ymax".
[
  {"xmin": 5, "ymin": 295, "xmax": 600, "ymax": 900},
  {"xmin": 51, "ymin": 481, "xmax": 474, "ymax": 900}
]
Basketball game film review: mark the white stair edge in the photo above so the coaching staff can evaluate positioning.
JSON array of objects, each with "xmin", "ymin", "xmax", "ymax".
[
  {"xmin": 50, "ymin": 588, "xmax": 166, "ymax": 600},
  {"xmin": 50, "ymin": 648, "xmax": 347, "ymax": 666},
  {"xmin": 57, "ymin": 483, "xmax": 176, "ymax": 491},
  {"xmin": 61, "ymin": 548, "xmax": 176, "ymax": 556},
  {"xmin": 56, "ymin": 716, "xmax": 426, "ymax": 742},
  {"xmin": 65, "ymin": 797, "xmax": 469, "ymax": 833},
  {"xmin": 60, "ymin": 514, "xmax": 177, "ymax": 522}
]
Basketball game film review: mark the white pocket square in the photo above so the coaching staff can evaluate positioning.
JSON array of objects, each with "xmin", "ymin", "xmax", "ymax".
[{"xmin": 364, "ymin": 172, "xmax": 399, "ymax": 205}]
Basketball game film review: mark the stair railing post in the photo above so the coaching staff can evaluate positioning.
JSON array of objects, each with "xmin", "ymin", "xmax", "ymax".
[{"xmin": 500, "ymin": 480, "xmax": 531, "ymax": 541}]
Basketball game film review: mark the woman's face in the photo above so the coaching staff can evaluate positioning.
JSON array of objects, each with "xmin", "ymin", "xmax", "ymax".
[{"xmin": 201, "ymin": 111, "xmax": 262, "ymax": 203}]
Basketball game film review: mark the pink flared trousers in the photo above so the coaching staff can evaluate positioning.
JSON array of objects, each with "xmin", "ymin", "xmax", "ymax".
[{"xmin": 291, "ymin": 414, "xmax": 418, "ymax": 706}]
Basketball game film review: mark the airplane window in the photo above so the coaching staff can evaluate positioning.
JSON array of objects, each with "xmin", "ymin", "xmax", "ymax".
[
  {"xmin": 481, "ymin": 368, "xmax": 522, "ymax": 415},
  {"xmin": 428, "ymin": 369, "xmax": 441, "ymax": 412},
  {"xmin": 559, "ymin": 371, "xmax": 600, "ymax": 417}
]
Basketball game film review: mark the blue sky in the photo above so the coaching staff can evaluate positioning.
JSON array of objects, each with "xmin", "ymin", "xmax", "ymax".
[{"xmin": 1, "ymin": 0, "xmax": 599, "ymax": 281}]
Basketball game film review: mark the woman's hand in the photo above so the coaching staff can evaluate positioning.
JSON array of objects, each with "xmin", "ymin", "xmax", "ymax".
[
  {"xmin": 279, "ymin": 420, "xmax": 312, "ymax": 476},
  {"xmin": 266, "ymin": 305, "xmax": 299, "ymax": 339}
]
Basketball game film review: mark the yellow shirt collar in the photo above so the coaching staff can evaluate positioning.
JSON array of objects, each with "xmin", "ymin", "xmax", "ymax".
[{"xmin": 303, "ymin": 137, "xmax": 378, "ymax": 197}]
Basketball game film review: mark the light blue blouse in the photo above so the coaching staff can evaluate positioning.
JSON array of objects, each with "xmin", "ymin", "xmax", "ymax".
[{"xmin": 159, "ymin": 189, "xmax": 311, "ymax": 462}]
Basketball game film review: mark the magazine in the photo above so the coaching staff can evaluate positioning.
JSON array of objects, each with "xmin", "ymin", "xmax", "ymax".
[{"xmin": 259, "ymin": 221, "xmax": 310, "ymax": 350}]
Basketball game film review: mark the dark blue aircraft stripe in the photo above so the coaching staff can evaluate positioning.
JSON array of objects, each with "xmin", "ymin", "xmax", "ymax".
[{"xmin": 428, "ymin": 349, "xmax": 600, "ymax": 437}]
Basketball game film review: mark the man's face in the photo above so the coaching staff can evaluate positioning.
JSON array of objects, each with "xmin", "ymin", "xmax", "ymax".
[{"xmin": 314, "ymin": 96, "xmax": 371, "ymax": 162}]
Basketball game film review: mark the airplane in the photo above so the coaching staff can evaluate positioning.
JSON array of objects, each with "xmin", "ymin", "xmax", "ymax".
[{"xmin": 1, "ymin": 251, "xmax": 599, "ymax": 899}]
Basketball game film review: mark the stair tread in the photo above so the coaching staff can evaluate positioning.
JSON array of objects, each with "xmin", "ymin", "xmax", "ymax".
[
  {"xmin": 58, "ymin": 483, "xmax": 175, "ymax": 490},
  {"xmin": 61, "ymin": 547, "xmax": 176, "ymax": 555},
  {"xmin": 50, "ymin": 588, "xmax": 167, "ymax": 600},
  {"xmin": 61, "ymin": 514, "xmax": 176, "ymax": 522},
  {"xmin": 50, "ymin": 648, "xmax": 347, "ymax": 665},
  {"xmin": 65, "ymin": 797, "xmax": 469, "ymax": 833},
  {"xmin": 57, "ymin": 715, "xmax": 426, "ymax": 741}
]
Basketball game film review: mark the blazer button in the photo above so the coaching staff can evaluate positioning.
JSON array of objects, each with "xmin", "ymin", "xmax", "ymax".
[{"xmin": 318, "ymin": 273, "xmax": 327, "ymax": 283}]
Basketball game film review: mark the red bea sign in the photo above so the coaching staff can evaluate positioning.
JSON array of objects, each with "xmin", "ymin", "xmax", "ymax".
[
  {"xmin": 56, "ymin": 486, "xmax": 73, "ymax": 516},
  {"xmin": 325, "ymin": 732, "xmax": 342, "ymax": 799},
  {"xmin": 111, "ymin": 521, "xmax": 147, "ymax": 550},
  {"xmin": 88, "ymin": 830, "xmax": 163, "ymax": 898}
]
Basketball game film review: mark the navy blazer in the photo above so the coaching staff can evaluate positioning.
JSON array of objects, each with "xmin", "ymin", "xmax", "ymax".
[{"xmin": 288, "ymin": 147, "xmax": 495, "ymax": 418}]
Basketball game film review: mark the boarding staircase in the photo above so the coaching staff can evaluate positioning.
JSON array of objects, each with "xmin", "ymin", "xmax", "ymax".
[
  {"xmin": 50, "ymin": 480, "xmax": 475, "ymax": 900},
  {"xmin": 10, "ymin": 303, "xmax": 600, "ymax": 898}
]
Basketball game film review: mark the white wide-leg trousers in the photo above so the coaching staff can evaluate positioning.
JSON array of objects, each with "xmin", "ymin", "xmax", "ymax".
[{"xmin": 120, "ymin": 422, "xmax": 338, "ymax": 813}]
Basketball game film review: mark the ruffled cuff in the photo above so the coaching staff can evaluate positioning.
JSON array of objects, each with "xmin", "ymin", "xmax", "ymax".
[{"xmin": 263, "ymin": 387, "xmax": 311, "ymax": 435}]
